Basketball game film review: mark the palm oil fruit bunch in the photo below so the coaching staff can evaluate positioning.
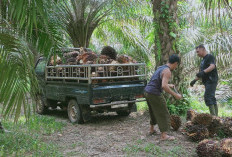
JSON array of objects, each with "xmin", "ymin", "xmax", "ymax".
[
  {"xmin": 63, "ymin": 51, "xmax": 79, "ymax": 58},
  {"xmin": 207, "ymin": 116, "xmax": 223, "ymax": 137},
  {"xmin": 192, "ymin": 113, "xmax": 213, "ymax": 126},
  {"xmin": 187, "ymin": 125, "xmax": 209, "ymax": 142},
  {"xmin": 170, "ymin": 115, "xmax": 182, "ymax": 131},
  {"xmin": 196, "ymin": 139, "xmax": 220, "ymax": 157},
  {"xmin": 97, "ymin": 55, "xmax": 112, "ymax": 64},
  {"xmin": 220, "ymin": 138, "xmax": 232, "ymax": 157},
  {"xmin": 101, "ymin": 46, "xmax": 117, "ymax": 60},
  {"xmin": 186, "ymin": 109, "xmax": 197, "ymax": 121},
  {"xmin": 184, "ymin": 121, "xmax": 193, "ymax": 132},
  {"xmin": 221, "ymin": 117, "xmax": 232, "ymax": 137},
  {"xmin": 80, "ymin": 52, "xmax": 98, "ymax": 64}
]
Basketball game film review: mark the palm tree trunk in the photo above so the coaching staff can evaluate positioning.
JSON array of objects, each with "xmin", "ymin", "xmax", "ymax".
[
  {"xmin": 153, "ymin": 0, "xmax": 179, "ymax": 67},
  {"xmin": 153, "ymin": 0, "xmax": 187, "ymax": 110},
  {"xmin": 153, "ymin": 0, "xmax": 181, "ymax": 84}
]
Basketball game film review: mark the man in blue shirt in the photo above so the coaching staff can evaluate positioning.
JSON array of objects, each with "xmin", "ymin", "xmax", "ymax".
[{"xmin": 144, "ymin": 54, "xmax": 182, "ymax": 141}]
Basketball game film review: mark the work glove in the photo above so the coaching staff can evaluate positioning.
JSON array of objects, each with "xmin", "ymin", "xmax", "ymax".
[
  {"xmin": 196, "ymin": 71, "xmax": 205, "ymax": 78},
  {"xmin": 190, "ymin": 79, "xmax": 197, "ymax": 87}
]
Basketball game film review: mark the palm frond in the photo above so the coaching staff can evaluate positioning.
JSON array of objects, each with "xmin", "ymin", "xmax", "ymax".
[
  {"xmin": 0, "ymin": 31, "xmax": 38, "ymax": 122},
  {"xmin": 8, "ymin": 0, "xmax": 64, "ymax": 56},
  {"xmin": 91, "ymin": 0, "xmax": 154, "ymax": 65},
  {"xmin": 0, "ymin": 0, "xmax": 64, "ymax": 122},
  {"xmin": 57, "ymin": 0, "xmax": 113, "ymax": 47}
]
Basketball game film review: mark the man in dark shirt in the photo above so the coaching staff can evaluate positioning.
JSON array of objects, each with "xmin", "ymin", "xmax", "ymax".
[
  {"xmin": 144, "ymin": 54, "xmax": 182, "ymax": 141},
  {"xmin": 190, "ymin": 44, "xmax": 219, "ymax": 116}
]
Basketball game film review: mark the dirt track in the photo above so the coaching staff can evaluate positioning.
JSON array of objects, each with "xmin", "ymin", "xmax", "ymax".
[{"xmin": 44, "ymin": 110, "xmax": 198, "ymax": 157}]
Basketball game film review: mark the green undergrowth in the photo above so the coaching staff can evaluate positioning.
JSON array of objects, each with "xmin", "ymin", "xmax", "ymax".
[
  {"xmin": 136, "ymin": 98, "xmax": 190, "ymax": 116},
  {"xmin": 189, "ymin": 95, "xmax": 232, "ymax": 117},
  {"xmin": 137, "ymin": 94, "xmax": 232, "ymax": 117},
  {"xmin": 136, "ymin": 101, "xmax": 148, "ymax": 111},
  {"xmin": 0, "ymin": 114, "xmax": 66, "ymax": 157}
]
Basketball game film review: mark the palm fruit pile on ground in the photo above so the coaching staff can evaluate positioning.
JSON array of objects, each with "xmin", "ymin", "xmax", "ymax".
[
  {"xmin": 186, "ymin": 124, "xmax": 209, "ymax": 142},
  {"xmin": 170, "ymin": 114, "xmax": 182, "ymax": 131},
  {"xmin": 196, "ymin": 138, "xmax": 232, "ymax": 157},
  {"xmin": 220, "ymin": 138, "xmax": 232, "ymax": 157},
  {"xmin": 184, "ymin": 112, "xmax": 212, "ymax": 142},
  {"xmin": 196, "ymin": 139, "xmax": 221, "ymax": 157},
  {"xmin": 184, "ymin": 109, "xmax": 232, "ymax": 156},
  {"xmin": 184, "ymin": 110, "xmax": 232, "ymax": 140},
  {"xmin": 207, "ymin": 116, "xmax": 223, "ymax": 137},
  {"xmin": 220, "ymin": 117, "xmax": 232, "ymax": 138},
  {"xmin": 192, "ymin": 113, "xmax": 213, "ymax": 126},
  {"xmin": 186, "ymin": 109, "xmax": 197, "ymax": 121}
]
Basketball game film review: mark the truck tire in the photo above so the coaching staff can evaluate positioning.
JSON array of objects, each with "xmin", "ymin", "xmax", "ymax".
[
  {"xmin": 116, "ymin": 110, "xmax": 131, "ymax": 116},
  {"xmin": 67, "ymin": 99, "xmax": 83, "ymax": 124},
  {"xmin": 36, "ymin": 95, "xmax": 49, "ymax": 114}
]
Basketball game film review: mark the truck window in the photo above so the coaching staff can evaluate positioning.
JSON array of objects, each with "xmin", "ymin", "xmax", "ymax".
[{"xmin": 35, "ymin": 59, "xmax": 46, "ymax": 73}]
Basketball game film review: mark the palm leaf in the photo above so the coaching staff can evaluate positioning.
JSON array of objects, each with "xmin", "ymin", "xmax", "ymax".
[
  {"xmin": 0, "ymin": 31, "xmax": 38, "ymax": 122},
  {"xmin": 0, "ymin": 0, "xmax": 64, "ymax": 122}
]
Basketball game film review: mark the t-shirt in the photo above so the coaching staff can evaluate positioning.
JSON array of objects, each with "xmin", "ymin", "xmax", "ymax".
[{"xmin": 200, "ymin": 54, "xmax": 218, "ymax": 83}]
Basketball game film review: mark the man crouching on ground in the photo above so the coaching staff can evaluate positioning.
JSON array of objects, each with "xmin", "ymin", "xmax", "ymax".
[{"xmin": 144, "ymin": 54, "xmax": 182, "ymax": 141}]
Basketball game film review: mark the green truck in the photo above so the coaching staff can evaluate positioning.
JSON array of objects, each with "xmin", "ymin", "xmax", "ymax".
[{"xmin": 35, "ymin": 48, "xmax": 147, "ymax": 123}]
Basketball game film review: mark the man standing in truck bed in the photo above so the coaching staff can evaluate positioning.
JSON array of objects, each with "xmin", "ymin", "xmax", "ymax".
[{"xmin": 144, "ymin": 54, "xmax": 182, "ymax": 141}]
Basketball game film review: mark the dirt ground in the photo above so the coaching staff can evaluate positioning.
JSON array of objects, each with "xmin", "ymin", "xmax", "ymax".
[{"xmin": 44, "ymin": 110, "xmax": 198, "ymax": 157}]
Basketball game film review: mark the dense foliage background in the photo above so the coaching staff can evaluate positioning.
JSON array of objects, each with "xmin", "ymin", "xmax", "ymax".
[{"xmin": 0, "ymin": 0, "xmax": 231, "ymax": 119}]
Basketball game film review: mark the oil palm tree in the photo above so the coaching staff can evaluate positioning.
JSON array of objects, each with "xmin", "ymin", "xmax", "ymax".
[
  {"xmin": 92, "ymin": 0, "xmax": 154, "ymax": 66},
  {"xmin": 58, "ymin": 0, "xmax": 112, "ymax": 48},
  {"xmin": 181, "ymin": 0, "xmax": 232, "ymax": 78},
  {"xmin": 179, "ymin": 0, "xmax": 232, "ymax": 112},
  {"xmin": 0, "ymin": 0, "xmax": 64, "ymax": 124}
]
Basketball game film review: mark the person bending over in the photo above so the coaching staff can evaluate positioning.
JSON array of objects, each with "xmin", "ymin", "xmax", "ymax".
[{"xmin": 144, "ymin": 54, "xmax": 182, "ymax": 141}]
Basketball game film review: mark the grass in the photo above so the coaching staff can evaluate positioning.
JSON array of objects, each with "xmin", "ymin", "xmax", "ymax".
[
  {"xmin": 123, "ymin": 141, "xmax": 188, "ymax": 157},
  {"xmin": 0, "ymin": 114, "xmax": 66, "ymax": 157},
  {"xmin": 189, "ymin": 95, "xmax": 232, "ymax": 117},
  {"xmin": 136, "ymin": 101, "xmax": 148, "ymax": 111}
]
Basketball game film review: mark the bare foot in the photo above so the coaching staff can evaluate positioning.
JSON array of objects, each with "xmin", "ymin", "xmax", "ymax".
[{"xmin": 160, "ymin": 135, "xmax": 175, "ymax": 141}]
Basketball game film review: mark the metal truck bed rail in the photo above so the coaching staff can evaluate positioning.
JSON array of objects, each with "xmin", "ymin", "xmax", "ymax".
[{"xmin": 46, "ymin": 63, "xmax": 146, "ymax": 84}]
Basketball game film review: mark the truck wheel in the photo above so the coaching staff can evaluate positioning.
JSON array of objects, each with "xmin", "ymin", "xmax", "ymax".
[
  {"xmin": 36, "ymin": 95, "xmax": 49, "ymax": 114},
  {"xmin": 116, "ymin": 110, "xmax": 131, "ymax": 116},
  {"xmin": 67, "ymin": 99, "xmax": 83, "ymax": 124}
]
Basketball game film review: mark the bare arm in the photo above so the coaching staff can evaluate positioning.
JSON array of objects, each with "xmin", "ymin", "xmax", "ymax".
[
  {"xmin": 203, "ymin": 64, "xmax": 215, "ymax": 73},
  {"xmin": 161, "ymin": 69, "xmax": 182, "ymax": 99},
  {"xmin": 196, "ymin": 64, "xmax": 215, "ymax": 79}
]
